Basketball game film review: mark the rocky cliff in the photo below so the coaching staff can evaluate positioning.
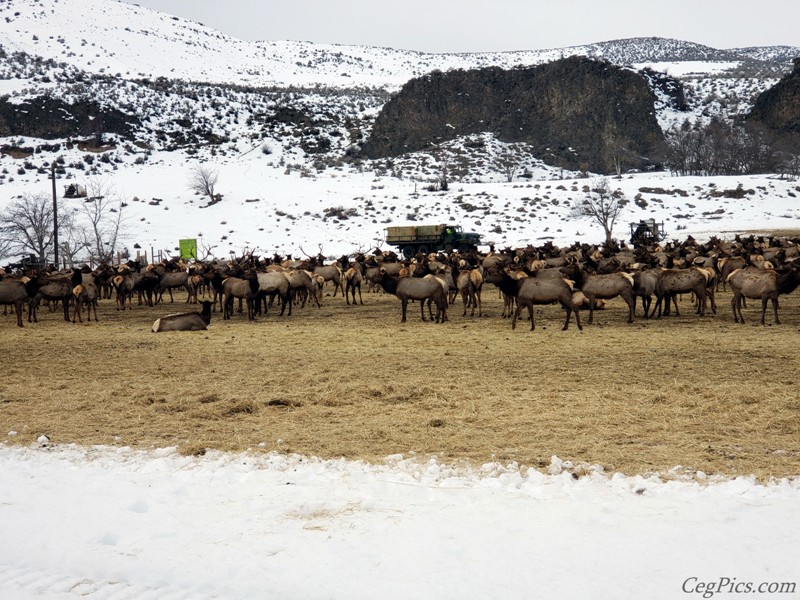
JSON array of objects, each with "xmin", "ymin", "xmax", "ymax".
[
  {"xmin": 0, "ymin": 95, "xmax": 137, "ymax": 142},
  {"xmin": 360, "ymin": 56, "xmax": 669, "ymax": 174},
  {"xmin": 747, "ymin": 58, "xmax": 800, "ymax": 139}
]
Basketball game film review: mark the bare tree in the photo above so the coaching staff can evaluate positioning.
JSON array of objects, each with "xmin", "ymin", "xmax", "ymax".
[
  {"xmin": 79, "ymin": 178, "xmax": 128, "ymax": 265},
  {"xmin": 188, "ymin": 164, "xmax": 220, "ymax": 204},
  {"xmin": 0, "ymin": 193, "xmax": 56, "ymax": 266},
  {"xmin": 498, "ymin": 146, "xmax": 521, "ymax": 182},
  {"xmin": 569, "ymin": 178, "xmax": 628, "ymax": 246},
  {"xmin": 603, "ymin": 131, "xmax": 634, "ymax": 177}
]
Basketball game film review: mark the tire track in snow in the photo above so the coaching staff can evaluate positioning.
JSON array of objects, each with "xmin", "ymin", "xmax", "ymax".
[{"xmin": 0, "ymin": 563, "xmax": 212, "ymax": 599}]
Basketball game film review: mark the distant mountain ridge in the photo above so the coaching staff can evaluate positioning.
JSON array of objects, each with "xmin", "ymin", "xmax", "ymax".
[{"xmin": 0, "ymin": 0, "xmax": 797, "ymax": 91}]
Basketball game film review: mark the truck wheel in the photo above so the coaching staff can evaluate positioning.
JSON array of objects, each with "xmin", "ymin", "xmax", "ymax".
[
  {"xmin": 401, "ymin": 246, "xmax": 416, "ymax": 259},
  {"xmin": 417, "ymin": 245, "xmax": 429, "ymax": 255},
  {"xmin": 458, "ymin": 244, "xmax": 471, "ymax": 253}
]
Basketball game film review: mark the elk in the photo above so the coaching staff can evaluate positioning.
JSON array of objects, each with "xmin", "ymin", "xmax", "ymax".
[
  {"xmin": 313, "ymin": 264, "xmax": 344, "ymax": 297},
  {"xmin": 70, "ymin": 268, "xmax": 99, "ymax": 323},
  {"xmin": 727, "ymin": 264, "xmax": 800, "ymax": 325},
  {"xmin": 632, "ymin": 268, "xmax": 662, "ymax": 319},
  {"xmin": 455, "ymin": 264, "xmax": 483, "ymax": 317},
  {"xmin": 651, "ymin": 268, "xmax": 710, "ymax": 318},
  {"xmin": 112, "ymin": 270, "xmax": 134, "ymax": 311},
  {"xmin": 221, "ymin": 274, "xmax": 260, "ymax": 320},
  {"xmin": 283, "ymin": 270, "xmax": 322, "ymax": 308},
  {"xmin": 155, "ymin": 271, "xmax": 191, "ymax": 304},
  {"xmin": 370, "ymin": 268, "xmax": 447, "ymax": 323},
  {"xmin": 497, "ymin": 270, "xmax": 583, "ymax": 331},
  {"xmin": 152, "ymin": 301, "xmax": 213, "ymax": 332},
  {"xmin": 31, "ymin": 273, "xmax": 73, "ymax": 323},
  {"xmin": 344, "ymin": 264, "xmax": 364, "ymax": 305},
  {"xmin": 256, "ymin": 271, "xmax": 292, "ymax": 316},
  {"xmin": 489, "ymin": 267, "xmax": 582, "ymax": 331},
  {"xmin": 578, "ymin": 271, "xmax": 635, "ymax": 325},
  {"xmin": 0, "ymin": 277, "xmax": 42, "ymax": 327},
  {"xmin": 484, "ymin": 266, "xmax": 527, "ymax": 318},
  {"xmin": 716, "ymin": 256, "xmax": 747, "ymax": 291}
]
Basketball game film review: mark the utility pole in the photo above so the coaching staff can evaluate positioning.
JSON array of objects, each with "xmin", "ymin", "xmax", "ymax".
[{"xmin": 51, "ymin": 162, "xmax": 59, "ymax": 268}]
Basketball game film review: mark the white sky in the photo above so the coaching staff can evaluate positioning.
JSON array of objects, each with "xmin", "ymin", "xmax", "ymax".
[{"xmin": 120, "ymin": 0, "xmax": 800, "ymax": 53}]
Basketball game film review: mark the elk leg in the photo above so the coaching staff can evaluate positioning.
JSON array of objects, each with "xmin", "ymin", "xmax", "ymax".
[
  {"xmin": 511, "ymin": 303, "xmax": 523, "ymax": 330},
  {"xmin": 772, "ymin": 298, "xmax": 780, "ymax": 325},
  {"xmin": 561, "ymin": 305, "xmax": 571, "ymax": 331},
  {"xmin": 731, "ymin": 294, "xmax": 742, "ymax": 323}
]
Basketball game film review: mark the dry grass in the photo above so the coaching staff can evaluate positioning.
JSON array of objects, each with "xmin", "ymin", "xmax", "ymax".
[{"xmin": 1, "ymin": 286, "xmax": 799, "ymax": 479}]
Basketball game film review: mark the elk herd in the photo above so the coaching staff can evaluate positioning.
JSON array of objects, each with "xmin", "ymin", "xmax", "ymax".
[{"xmin": 2, "ymin": 233, "xmax": 800, "ymax": 332}]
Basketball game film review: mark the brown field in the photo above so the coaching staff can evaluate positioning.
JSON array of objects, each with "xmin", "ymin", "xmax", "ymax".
[{"xmin": 1, "ymin": 286, "xmax": 799, "ymax": 480}]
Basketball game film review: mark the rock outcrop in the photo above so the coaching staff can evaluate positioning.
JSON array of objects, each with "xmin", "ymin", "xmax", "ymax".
[
  {"xmin": 361, "ymin": 56, "xmax": 668, "ymax": 174},
  {"xmin": 747, "ymin": 58, "xmax": 800, "ymax": 138}
]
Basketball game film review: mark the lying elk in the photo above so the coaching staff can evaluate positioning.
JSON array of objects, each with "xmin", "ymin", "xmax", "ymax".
[
  {"xmin": 152, "ymin": 301, "xmax": 213, "ymax": 332},
  {"xmin": 488, "ymin": 267, "xmax": 582, "ymax": 331},
  {"xmin": 728, "ymin": 264, "xmax": 800, "ymax": 325},
  {"xmin": 371, "ymin": 268, "xmax": 447, "ymax": 323}
]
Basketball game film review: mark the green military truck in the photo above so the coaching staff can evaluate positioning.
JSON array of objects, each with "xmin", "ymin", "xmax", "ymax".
[{"xmin": 385, "ymin": 224, "xmax": 482, "ymax": 259}]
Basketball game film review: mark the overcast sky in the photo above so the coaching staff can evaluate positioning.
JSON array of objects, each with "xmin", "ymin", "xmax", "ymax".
[{"xmin": 120, "ymin": 0, "xmax": 799, "ymax": 53}]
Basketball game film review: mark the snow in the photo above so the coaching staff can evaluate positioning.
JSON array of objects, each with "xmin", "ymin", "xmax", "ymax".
[
  {"xmin": 1, "ymin": 3, "xmax": 800, "ymax": 596},
  {"xmin": 1, "ymin": 444, "xmax": 798, "ymax": 599}
]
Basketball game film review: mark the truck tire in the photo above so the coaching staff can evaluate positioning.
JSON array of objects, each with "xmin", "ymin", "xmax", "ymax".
[
  {"xmin": 457, "ymin": 244, "xmax": 472, "ymax": 253},
  {"xmin": 401, "ymin": 245, "xmax": 416, "ymax": 259},
  {"xmin": 417, "ymin": 245, "xmax": 429, "ymax": 255}
]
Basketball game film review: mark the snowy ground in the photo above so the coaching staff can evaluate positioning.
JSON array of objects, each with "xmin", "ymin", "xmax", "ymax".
[{"xmin": 0, "ymin": 444, "xmax": 798, "ymax": 599}]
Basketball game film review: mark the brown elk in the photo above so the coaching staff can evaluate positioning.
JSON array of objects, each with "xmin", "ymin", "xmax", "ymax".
[
  {"xmin": 632, "ymin": 268, "xmax": 662, "ymax": 319},
  {"xmin": 488, "ymin": 267, "xmax": 582, "ymax": 331},
  {"xmin": 370, "ymin": 268, "xmax": 447, "ymax": 323},
  {"xmin": 578, "ymin": 271, "xmax": 635, "ymax": 325},
  {"xmin": 0, "ymin": 276, "xmax": 42, "ymax": 327},
  {"xmin": 344, "ymin": 264, "xmax": 364, "ymax": 305},
  {"xmin": 152, "ymin": 301, "xmax": 213, "ymax": 332},
  {"xmin": 31, "ymin": 273, "xmax": 73, "ymax": 322},
  {"xmin": 155, "ymin": 271, "xmax": 191, "ymax": 304},
  {"xmin": 314, "ymin": 264, "xmax": 344, "ymax": 297},
  {"xmin": 256, "ymin": 271, "xmax": 292, "ymax": 316},
  {"xmin": 220, "ymin": 274, "xmax": 260, "ymax": 320},
  {"xmin": 727, "ymin": 264, "xmax": 800, "ymax": 325},
  {"xmin": 70, "ymin": 268, "xmax": 99, "ymax": 323},
  {"xmin": 283, "ymin": 270, "xmax": 322, "ymax": 308},
  {"xmin": 455, "ymin": 264, "xmax": 483, "ymax": 317},
  {"xmin": 716, "ymin": 256, "xmax": 747, "ymax": 291},
  {"xmin": 652, "ymin": 268, "xmax": 710, "ymax": 318}
]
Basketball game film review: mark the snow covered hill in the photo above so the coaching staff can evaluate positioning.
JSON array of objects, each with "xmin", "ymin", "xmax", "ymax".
[{"xmin": 0, "ymin": 0, "xmax": 799, "ymax": 262}]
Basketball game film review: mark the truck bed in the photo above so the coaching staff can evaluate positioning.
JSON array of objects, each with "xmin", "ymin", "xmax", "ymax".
[{"xmin": 385, "ymin": 224, "xmax": 445, "ymax": 244}]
